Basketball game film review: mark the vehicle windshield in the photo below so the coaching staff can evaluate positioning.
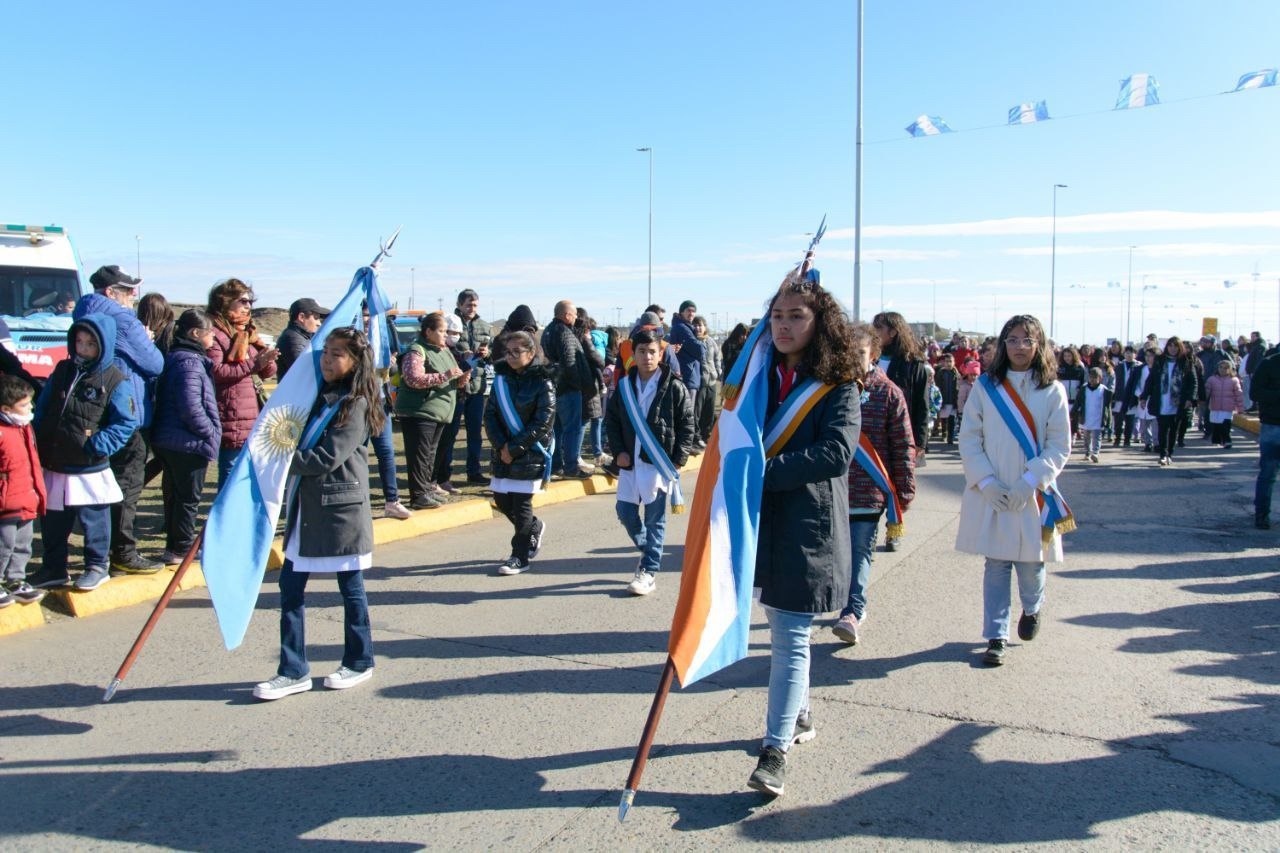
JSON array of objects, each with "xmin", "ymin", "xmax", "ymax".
[{"xmin": 0, "ymin": 265, "xmax": 79, "ymax": 320}]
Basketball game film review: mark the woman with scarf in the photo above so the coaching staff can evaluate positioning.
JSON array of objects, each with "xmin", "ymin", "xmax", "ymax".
[{"xmin": 206, "ymin": 278, "xmax": 279, "ymax": 486}]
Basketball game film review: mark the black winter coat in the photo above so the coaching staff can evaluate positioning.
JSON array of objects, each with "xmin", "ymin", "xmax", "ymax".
[
  {"xmin": 604, "ymin": 364, "xmax": 695, "ymax": 471},
  {"xmin": 1140, "ymin": 356, "xmax": 1199, "ymax": 411},
  {"xmin": 483, "ymin": 362, "xmax": 557, "ymax": 481},
  {"xmin": 882, "ymin": 343, "xmax": 928, "ymax": 450},
  {"xmin": 541, "ymin": 319, "xmax": 596, "ymax": 397},
  {"xmin": 1250, "ymin": 352, "xmax": 1280, "ymax": 425},
  {"xmin": 284, "ymin": 388, "xmax": 373, "ymax": 558},
  {"xmin": 756, "ymin": 377, "xmax": 860, "ymax": 613}
]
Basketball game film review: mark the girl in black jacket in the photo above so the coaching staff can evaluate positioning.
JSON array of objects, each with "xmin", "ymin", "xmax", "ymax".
[
  {"xmin": 1139, "ymin": 336, "xmax": 1198, "ymax": 466},
  {"xmin": 748, "ymin": 275, "xmax": 861, "ymax": 798},
  {"xmin": 872, "ymin": 312, "xmax": 928, "ymax": 462},
  {"xmin": 484, "ymin": 331, "xmax": 557, "ymax": 575},
  {"xmin": 253, "ymin": 328, "xmax": 384, "ymax": 702}
]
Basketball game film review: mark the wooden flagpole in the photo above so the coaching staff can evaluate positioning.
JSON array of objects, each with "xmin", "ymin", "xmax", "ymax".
[
  {"xmin": 618, "ymin": 656, "xmax": 676, "ymax": 822},
  {"xmin": 102, "ymin": 530, "xmax": 204, "ymax": 702}
]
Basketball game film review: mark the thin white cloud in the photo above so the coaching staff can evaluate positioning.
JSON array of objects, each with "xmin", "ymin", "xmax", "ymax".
[
  {"xmin": 824, "ymin": 210, "xmax": 1280, "ymax": 240},
  {"xmin": 1004, "ymin": 243, "xmax": 1280, "ymax": 258}
]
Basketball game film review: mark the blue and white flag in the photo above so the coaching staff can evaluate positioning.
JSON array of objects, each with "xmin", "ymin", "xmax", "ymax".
[
  {"xmin": 1234, "ymin": 69, "xmax": 1277, "ymax": 92},
  {"xmin": 1008, "ymin": 100, "xmax": 1050, "ymax": 125},
  {"xmin": 202, "ymin": 265, "xmax": 392, "ymax": 650},
  {"xmin": 1115, "ymin": 73, "xmax": 1160, "ymax": 109},
  {"xmin": 905, "ymin": 115, "xmax": 954, "ymax": 137}
]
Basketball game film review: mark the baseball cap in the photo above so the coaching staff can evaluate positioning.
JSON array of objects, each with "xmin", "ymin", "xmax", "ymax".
[
  {"xmin": 289, "ymin": 298, "xmax": 331, "ymax": 318},
  {"xmin": 89, "ymin": 265, "xmax": 141, "ymax": 291}
]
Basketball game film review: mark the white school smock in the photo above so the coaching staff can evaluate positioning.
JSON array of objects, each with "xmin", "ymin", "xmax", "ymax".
[
  {"xmin": 1081, "ymin": 385, "xmax": 1106, "ymax": 430},
  {"xmin": 44, "ymin": 469, "xmax": 123, "ymax": 511},
  {"xmin": 616, "ymin": 370, "xmax": 673, "ymax": 507}
]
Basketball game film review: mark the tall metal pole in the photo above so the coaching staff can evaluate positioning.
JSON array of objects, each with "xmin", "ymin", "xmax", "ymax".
[
  {"xmin": 1126, "ymin": 245, "xmax": 1136, "ymax": 344},
  {"xmin": 931, "ymin": 279, "xmax": 938, "ymax": 330},
  {"xmin": 637, "ymin": 147, "xmax": 653, "ymax": 306},
  {"xmin": 1050, "ymin": 184, "xmax": 1067, "ymax": 341},
  {"xmin": 877, "ymin": 259, "xmax": 884, "ymax": 313},
  {"xmin": 853, "ymin": 0, "xmax": 864, "ymax": 320},
  {"xmin": 410, "ymin": 266, "xmax": 415, "ymax": 310},
  {"xmin": 135, "ymin": 235, "xmax": 142, "ymax": 278}
]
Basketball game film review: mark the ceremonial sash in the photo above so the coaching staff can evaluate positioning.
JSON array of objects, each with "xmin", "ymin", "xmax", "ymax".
[
  {"xmin": 979, "ymin": 374, "xmax": 1076, "ymax": 543},
  {"xmin": 284, "ymin": 399, "xmax": 342, "ymax": 512},
  {"xmin": 762, "ymin": 377, "xmax": 834, "ymax": 458},
  {"xmin": 618, "ymin": 371, "xmax": 685, "ymax": 513},
  {"xmin": 853, "ymin": 432, "xmax": 905, "ymax": 538},
  {"xmin": 492, "ymin": 374, "xmax": 554, "ymax": 485}
]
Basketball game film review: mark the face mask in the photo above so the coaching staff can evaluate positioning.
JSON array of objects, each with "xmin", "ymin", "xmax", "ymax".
[{"xmin": 0, "ymin": 410, "xmax": 32, "ymax": 427}]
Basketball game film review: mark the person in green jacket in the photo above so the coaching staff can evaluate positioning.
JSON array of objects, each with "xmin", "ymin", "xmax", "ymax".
[{"xmin": 394, "ymin": 313, "xmax": 467, "ymax": 509}]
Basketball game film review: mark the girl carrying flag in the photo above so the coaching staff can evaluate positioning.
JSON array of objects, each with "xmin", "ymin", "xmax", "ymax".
[
  {"xmin": 832, "ymin": 322, "xmax": 915, "ymax": 646},
  {"xmin": 253, "ymin": 328, "xmax": 384, "ymax": 701},
  {"xmin": 484, "ymin": 330, "xmax": 556, "ymax": 575},
  {"xmin": 956, "ymin": 314, "xmax": 1071, "ymax": 667}
]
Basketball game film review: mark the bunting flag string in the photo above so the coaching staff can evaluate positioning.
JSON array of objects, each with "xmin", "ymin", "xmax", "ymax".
[{"xmin": 897, "ymin": 66, "xmax": 1275, "ymax": 141}]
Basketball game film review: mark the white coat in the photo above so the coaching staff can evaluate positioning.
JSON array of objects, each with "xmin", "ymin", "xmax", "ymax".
[{"xmin": 955, "ymin": 369, "xmax": 1071, "ymax": 563}]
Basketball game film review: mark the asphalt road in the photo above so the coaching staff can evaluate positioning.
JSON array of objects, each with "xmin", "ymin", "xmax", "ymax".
[{"xmin": 1, "ymin": 431, "xmax": 1277, "ymax": 850}]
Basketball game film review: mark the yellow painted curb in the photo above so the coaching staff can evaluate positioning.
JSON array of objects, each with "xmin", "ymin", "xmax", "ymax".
[
  {"xmin": 373, "ymin": 498, "xmax": 495, "ymax": 545},
  {"xmin": 0, "ymin": 601, "xmax": 47, "ymax": 636},
  {"xmin": 1234, "ymin": 413, "xmax": 1260, "ymax": 435},
  {"xmin": 47, "ymin": 563, "xmax": 199, "ymax": 618}
]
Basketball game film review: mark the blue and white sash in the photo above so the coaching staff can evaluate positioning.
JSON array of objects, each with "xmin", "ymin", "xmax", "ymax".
[
  {"xmin": 618, "ymin": 371, "xmax": 685, "ymax": 513},
  {"xmin": 979, "ymin": 374, "xmax": 1076, "ymax": 543},
  {"xmin": 492, "ymin": 374, "xmax": 554, "ymax": 485},
  {"xmin": 762, "ymin": 377, "xmax": 834, "ymax": 458}
]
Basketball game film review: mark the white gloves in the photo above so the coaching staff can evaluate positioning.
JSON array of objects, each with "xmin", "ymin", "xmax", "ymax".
[
  {"xmin": 980, "ymin": 480, "xmax": 1011, "ymax": 512},
  {"xmin": 1007, "ymin": 478, "xmax": 1038, "ymax": 512}
]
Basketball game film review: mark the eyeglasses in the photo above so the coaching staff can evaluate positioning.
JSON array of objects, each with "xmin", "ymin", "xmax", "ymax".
[
  {"xmin": 505, "ymin": 347, "xmax": 531, "ymax": 356},
  {"xmin": 1003, "ymin": 337, "xmax": 1037, "ymax": 348}
]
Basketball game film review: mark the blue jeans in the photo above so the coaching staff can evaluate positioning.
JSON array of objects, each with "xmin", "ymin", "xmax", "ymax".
[
  {"xmin": 370, "ymin": 415, "xmax": 399, "ymax": 503},
  {"xmin": 982, "ymin": 557, "xmax": 1045, "ymax": 640},
  {"xmin": 841, "ymin": 517, "xmax": 880, "ymax": 619},
  {"xmin": 615, "ymin": 494, "xmax": 668, "ymax": 573},
  {"xmin": 462, "ymin": 392, "xmax": 487, "ymax": 478},
  {"xmin": 1255, "ymin": 423, "xmax": 1280, "ymax": 521},
  {"xmin": 763, "ymin": 605, "xmax": 814, "ymax": 752},
  {"xmin": 42, "ymin": 504, "xmax": 111, "ymax": 575},
  {"xmin": 589, "ymin": 416, "xmax": 604, "ymax": 457},
  {"xmin": 552, "ymin": 390, "xmax": 584, "ymax": 473},
  {"xmin": 277, "ymin": 559, "xmax": 374, "ymax": 679},
  {"xmin": 217, "ymin": 447, "xmax": 239, "ymax": 490}
]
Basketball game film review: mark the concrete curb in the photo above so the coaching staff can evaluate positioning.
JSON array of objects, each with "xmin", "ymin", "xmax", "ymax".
[{"xmin": 0, "ymin": 452, "xmax": 704, "ymax": 636}]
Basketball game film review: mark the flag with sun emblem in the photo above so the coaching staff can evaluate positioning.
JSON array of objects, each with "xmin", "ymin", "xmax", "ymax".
[{"xmin": 202, "ymin": 265, "xmax": 392, "ymax": 650}]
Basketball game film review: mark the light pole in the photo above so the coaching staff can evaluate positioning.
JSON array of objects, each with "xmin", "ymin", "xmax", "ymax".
[
  {"xmin": 410, "ymin": 266, "xmax": 415, "ymax": 310},
  {"xmin": 135, "ymin": 235, "xmax": 142, "ymax": 278},
  {"xmin": 1050, "ymin": 183, "xmax": 1067, "ymax": 341},
  {"xmin": 1070, "ymin": 284, "xmax": 1088, "ymax": 343},
  {"xmin": 931, "ymin": 279, "xmax": 938, "ymax": 331},
  {"xmin": 1140, "ymin": 281, "xmax": 1156, "ymax": 336},
  {"xmin": 636, "ymin": 147, "xmax": 653, "ymax": 306},
  {"xmin": 1126, "ymin": 245, "xmax": 1136, "ymax": 344},
  {"xmin": 876, "ymin": 260, "xmax": 885, "ymax": 314},
  {"xmin": 615, "ymin": 306, "xmax": 623, "ymax": 328}
]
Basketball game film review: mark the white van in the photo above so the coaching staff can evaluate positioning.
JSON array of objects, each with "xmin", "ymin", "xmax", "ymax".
[{"xmin": 0, "ymin": 224, "xmax": 88, "ymax": 378}]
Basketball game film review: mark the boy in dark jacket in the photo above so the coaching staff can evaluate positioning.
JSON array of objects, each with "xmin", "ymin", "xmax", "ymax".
[
  {"xmin": 0, "ymin": 374, "xmax": 47, "ymax": 606},
  {"xmin": 29, "ymin": 314, "xmax": 138, "ymax": 591},
  {"xmin": 605, "ymin": 328, "xmax": 695, "ymax": 596},
  {"xmin": 933, "ymin": 352, "xmax": 960, "ymax": 445}
]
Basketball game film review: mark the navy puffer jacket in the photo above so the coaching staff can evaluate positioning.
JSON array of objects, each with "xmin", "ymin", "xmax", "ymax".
[{"xmin": 152, "ymin": 337, "xmax": 222, "ymax": 461}]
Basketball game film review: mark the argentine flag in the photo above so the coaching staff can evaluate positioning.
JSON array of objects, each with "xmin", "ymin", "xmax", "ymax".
[
  {"xmin": 202, "ymin": 265, "xmax": 392, "ymax": 650},
  {"xmin": 1234, "ymin": 69, "xmax": 1277, "ymax": 92},
  {"xmin": 1008, "ymin": 100, "xmax": 1050, "ymax": 125},
  {"xmin": 1115, "ymin": 73, "xmax": 1160, "ymax": 109},
  {"xmin": 905, "ymin": 115, "xmax": 953, "ymax": 137}
]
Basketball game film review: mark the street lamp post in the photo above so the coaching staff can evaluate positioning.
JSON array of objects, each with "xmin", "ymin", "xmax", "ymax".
[
  {"xmin": 1140, "ymin": 281, "xmax": 1156, "ymax": 336},
  {"xmin": 1125, "ymin": 245, "xmax": 1137, "ymax": 344},
  {"xmin": 135, "ymin": 235, "xmax": 142, "ymax": 278},
  {"xmin": 876, "ymin": 260, "xmax": 885, "ymax": 314},
  {"xmin": 636, "ymin": 147, "xmax": 653, "ymax": 306},
  {"xmin": 1050, "ymin": 184, "xmax": 1067, "ymax": 340},
  {"xmin": 410, "ymin": 266, "xmax": 415, "ymax": 309},
  {"xmin": 931, "ymin": 279, "xmax": 937, "ymax": 330}
]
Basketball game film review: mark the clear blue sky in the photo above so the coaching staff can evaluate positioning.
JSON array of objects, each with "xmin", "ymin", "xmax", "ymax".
[{"xmin": 7, "ymin": 0, "xmax": 1280, "ymax": 344}]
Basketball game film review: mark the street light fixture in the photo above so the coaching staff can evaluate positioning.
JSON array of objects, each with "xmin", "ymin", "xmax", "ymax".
[
  {"xmin": 636, "ymin": 147, "xmax": 653, "ymax": 306},
  {"xmin": 1050, "ymin": 183, "xmax": 1067, "ymax": 341}
]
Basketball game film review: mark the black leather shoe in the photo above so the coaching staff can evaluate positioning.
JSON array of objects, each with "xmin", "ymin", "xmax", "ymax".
[
  {"xmin": 1017, "ymin": 611, "xmax": 1041, "ymax": 641},
  {"xmin": 983, "ymin": 639, "xmax": 1007, "ymax": 666}
]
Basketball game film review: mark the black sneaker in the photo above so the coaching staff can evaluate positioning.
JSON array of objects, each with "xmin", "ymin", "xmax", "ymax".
[
  {"xmin": 792, "ymin": 710, "xmax": 816, "ymax": 745},
  {"xmin": 884, "ymin": 537, "xmax": 900, "ymax": 552},
  {"xmin": 28, "ymin": 568, "xmax": 71, "ymax": 589},
  {"xmin": 6, "ymin": 581, "xmax": 45, "ymax": 604},
  {"xmin": 568, "ymin": 468, "xmax": 594, "ymax": 480},
  {"xmin": 983, "ymin": 639, "xmax": 1007, "ymax": 666},
  {"xmin": 747, "ymin": 745, "xmax": 787, "ymax": 797},
  {"xmin": 497, "ymin": 556, "xmax": 530, "ymax": 576},
  {"xmin": 466, "ymin": 474, "xmax": 489, "ymax": 485},
  {"xmin": 111, "ymin": 553, "xmax": 164, "ymax": 575},
  {"xmin": 1017, "ymin": 611, "xmax": 1041, "ymax": 641},
  {"xmin": 528, "ymin": 519, "xmax": 546, "ymax": 559},
  {"xmin": 409, "ymin": 495, "xmax": 442, "ymax": 510}
]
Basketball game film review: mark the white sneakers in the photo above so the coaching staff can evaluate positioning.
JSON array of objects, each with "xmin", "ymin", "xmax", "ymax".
[
  {"xmin": 384, "ymin": 501, "xmax": 413, "ymax": 520},
  {"xmin": 628, "ymin": 570, "xmax": 656, "ymax": 596},
  {"xmin": 324, "ymin": 666, "xmax": 373, "ymax": 690},
  {"xmin": 253, "ymin": 667, "xmax": 373, "ymax": 700}
]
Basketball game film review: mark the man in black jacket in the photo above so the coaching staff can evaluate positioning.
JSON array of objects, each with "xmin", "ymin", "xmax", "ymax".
[
  {"xmin": 276, "ymin": 298, "xmax": 330, "ymax": 378},
  {"xmin": 541, "ymin": 300, "xmax": 595, "ymax": 478},
  {"xmin": 1250, "ymin": 348, "xmax": 1280, "ymax": 528}
]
